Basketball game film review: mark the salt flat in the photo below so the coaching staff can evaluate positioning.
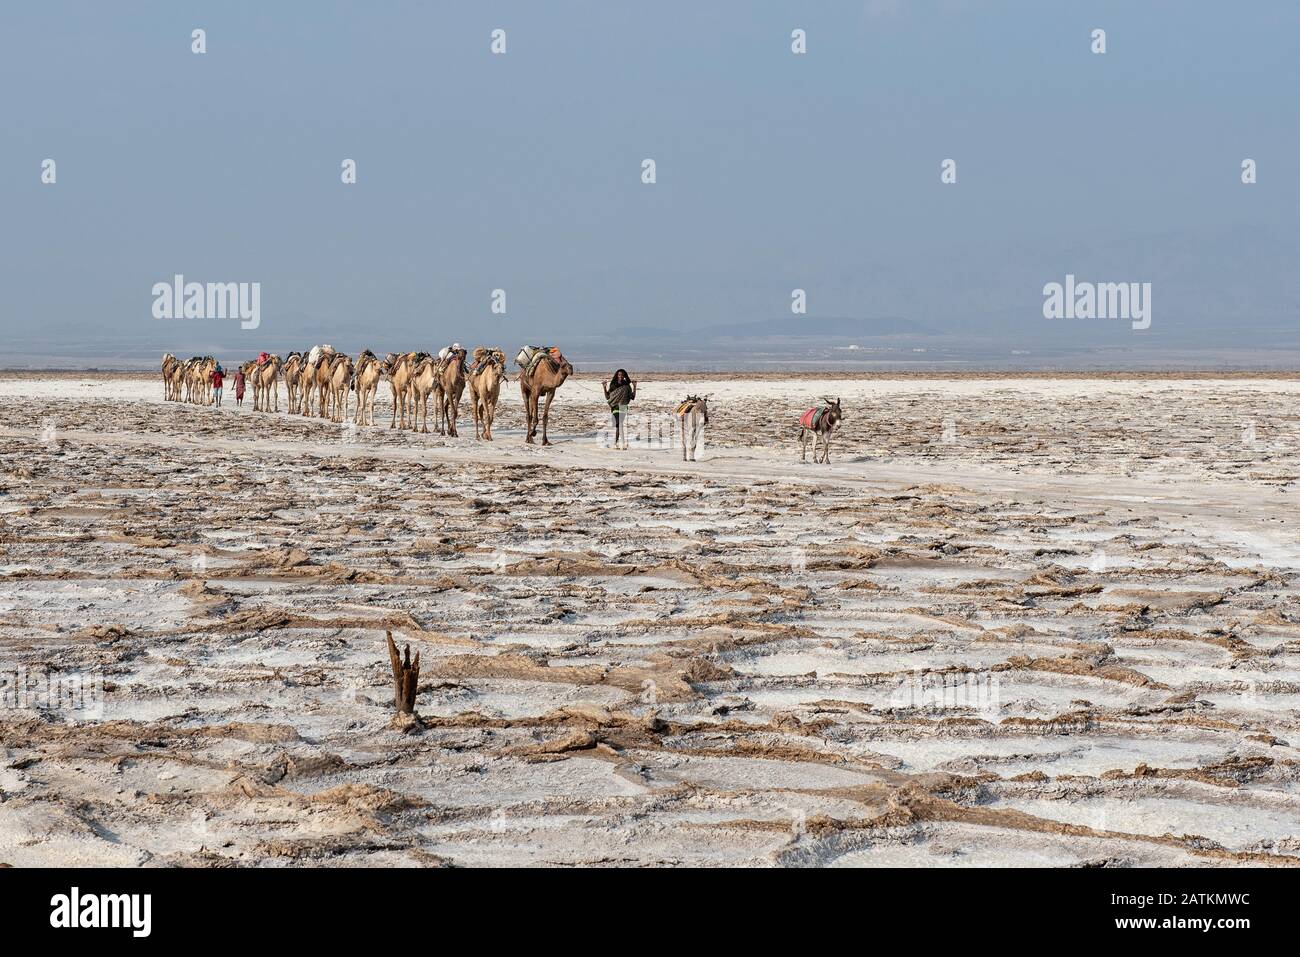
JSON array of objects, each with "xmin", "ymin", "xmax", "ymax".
[{"xmin": 1, "ymin": 372, "xmax": 1298, "ymax": 867}]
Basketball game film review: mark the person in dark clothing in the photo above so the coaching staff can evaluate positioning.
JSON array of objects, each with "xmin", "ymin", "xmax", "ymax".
[
  {"xmin": 210, "ymin": 366, "xmax": 225, "ymax": 408},
  {"xmin": 602, "ymin": 368, "xmax": 636, "ymax": 450}
]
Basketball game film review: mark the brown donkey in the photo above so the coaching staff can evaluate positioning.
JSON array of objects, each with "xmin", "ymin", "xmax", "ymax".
[{"xmin": 799, "ymin": 397, "xmax": 843, "ymax": 464}]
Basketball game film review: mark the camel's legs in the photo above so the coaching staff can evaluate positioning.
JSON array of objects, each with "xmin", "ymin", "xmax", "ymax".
[
  {"xmin": 521, "ymin": 383, "xmax": 535, "ymax": 443},
  {"xmin": 540, "ymin": 390, "xmax": 555, "ymax": 445}
]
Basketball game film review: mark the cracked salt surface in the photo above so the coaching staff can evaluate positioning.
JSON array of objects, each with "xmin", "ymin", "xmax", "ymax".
[{"xmin": 2, "ymin": 372, "xmax": 1299, "ymax": 866}]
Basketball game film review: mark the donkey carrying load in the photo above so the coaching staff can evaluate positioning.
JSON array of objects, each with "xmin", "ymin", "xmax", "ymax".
[
  {"xmin": 674, "ymin": 395, "xmax": 710, "ymax": 462},
  {"xmin": 799, "ymin": 398, "xmax": 843, "ymax": 464}
]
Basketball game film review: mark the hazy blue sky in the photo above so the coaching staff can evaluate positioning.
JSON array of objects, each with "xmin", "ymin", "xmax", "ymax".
[{"xmin": 2, "ymin": 1, "xmax": 1298, "ymax": 364}]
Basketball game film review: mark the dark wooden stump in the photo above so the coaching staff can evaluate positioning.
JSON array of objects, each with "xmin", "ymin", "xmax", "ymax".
[{"xmin": 385, "ymin": 630, "xmax": 420, "ymax": 717}]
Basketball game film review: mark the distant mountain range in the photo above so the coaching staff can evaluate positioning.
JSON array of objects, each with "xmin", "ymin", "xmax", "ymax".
[
  {"xmin": 613, "ymin": 316, "xmax": 930, "ymax": 343},
  {"xmin": 6, "ymin": 313, "xmax": 1300, "ymax": 372}
]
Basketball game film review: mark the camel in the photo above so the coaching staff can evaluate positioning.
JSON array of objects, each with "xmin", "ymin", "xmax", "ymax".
[
  {"xmin": 517, "ymin": 347, "xmax": 572, "ymax": 445},
  {"xmin": 407, "ymin": 354, "xmax": 443, "ymax": 434},
  {"xmin": 799, "ymin": 397, "xmax": 843, "ymax": 464},
  {"xmin": 300, "ymin": 345, "xmax": 337, "ymax": 417},
  {"xmin": 167, "ymin": 359, "xmax": 185, "ymax": 402},
  {"xmin": 181, "ymin": 357, "xmax": 199, "ymax": 403},
  {"xmin": 240, "ymin": 355, "xmax": 280, "ymax": 411},
  {"xmin": 352, "ymin": 350, "xmax": 383, "ymax": 426},
  {"xmin": 295, "ymin": 347, "xmax": 316, "ymax": 416},
  {"xmin": 675, "ymin": 395, "xmax": 710, "ymax": 462},
  {"xmin": 282, "ymin": 352, "xmax": 304, "ymax": 414},
  {"xmin": 199, "ymin": 356, "xmax": 217, "ymax": 405},
  {"xmin": 181, "ymin": 358, "xmax": 196, "ymax": 403},
  {"xmin": 438, "ymin": 348, "xmax": 468, "ymax": 437},
  {"xmin": 383, "ymin": 353, "xmax": 415, "ymax": 429},
  {"xmin": 250, "ymin": 354, "xmax": 281, "ymax": 412},
  {"xmin": 299, "ymin": 351, "xmax": 320, "ymax": 416},
  {"xmin": 184, "ymin": 356, "xmax": 216, "ymax": 405},
  {"xmin": 467, "ymin": 348, "xmax": 507, "ymax": 440},
  {"xmin": 325, "ymin": 353, "xmax": 353, "ymax": 422},
  {"xmin": 161, "ymin": 353, "xmax": 179, "ymax": 401}
]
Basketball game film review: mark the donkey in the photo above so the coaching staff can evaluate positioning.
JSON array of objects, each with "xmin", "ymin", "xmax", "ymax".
[
  {"xmin": 799, "ymin": 397, "xmax": 843, "ymax": 464},
  {"xmin": 675, "ymin": 395, "xmax": 710, "ymax": 462}
]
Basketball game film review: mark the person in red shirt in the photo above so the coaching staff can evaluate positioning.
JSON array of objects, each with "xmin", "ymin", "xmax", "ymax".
[
  {"xmin": 233, "ymin": 368, "xmax": 246, "ymax": 407},
  {"xmin": 210, "ymin": 366, "xmax": 225, "ymax": 407}
]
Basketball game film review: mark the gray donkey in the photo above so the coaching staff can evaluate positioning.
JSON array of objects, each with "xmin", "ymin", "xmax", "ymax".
[{"xmin": 799, "ymin": 397, "xmax": 843, "ymax": 464}]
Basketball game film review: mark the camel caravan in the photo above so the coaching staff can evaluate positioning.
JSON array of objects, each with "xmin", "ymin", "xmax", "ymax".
[
  {"xmin": 160, "ymin": 346, "xmax": 843, "ymax": 463},
  {"xmin": 161, "ymin": 354, "xmax": 219, "ymax": 405},
  {"xmin": 161, "ymin": 344, "xmax": 562, "ymax": 444}
]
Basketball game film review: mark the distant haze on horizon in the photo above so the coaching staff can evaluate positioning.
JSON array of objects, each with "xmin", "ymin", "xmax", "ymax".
[{"xmin": 3, "ymin": 1, "xmax": 1298, "ymax": 370}]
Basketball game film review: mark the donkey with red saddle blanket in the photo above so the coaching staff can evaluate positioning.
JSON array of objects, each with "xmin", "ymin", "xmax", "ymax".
[{"xmin": 799, "ymin": 397, "xmax": 843, "ymax": 463}]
